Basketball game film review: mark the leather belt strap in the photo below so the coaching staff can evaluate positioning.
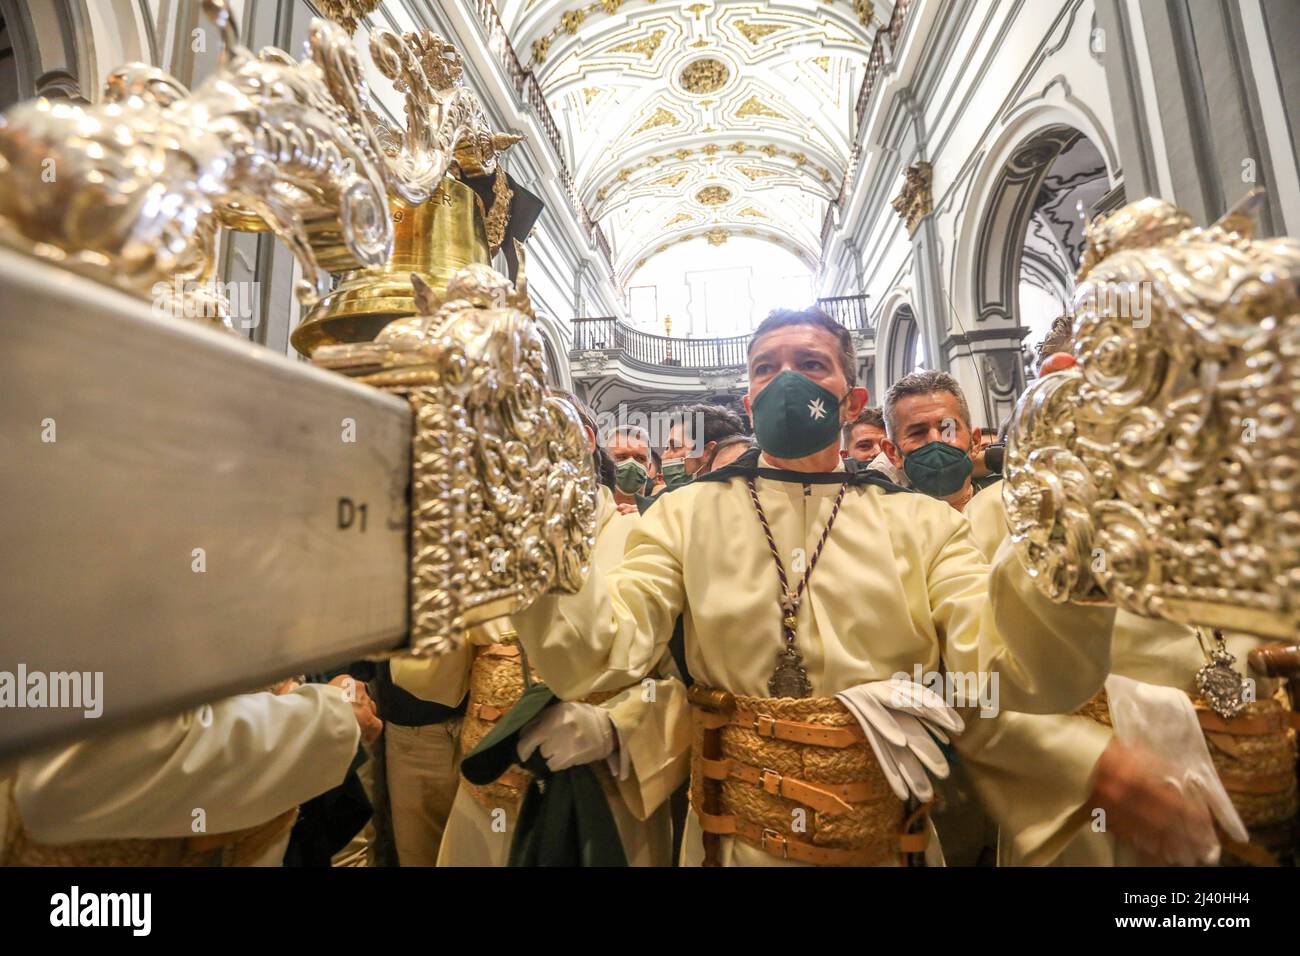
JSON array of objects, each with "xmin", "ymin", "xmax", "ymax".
[
  {"xmin": 1196, "ymin": 708, "xmax": 1289, "ymax": 736},
  {"xmin": 467, "ymin": 701, "xmax": 505, "ymax": 723},
  {"xmin": 694, "ymin": 810, "xmax": 928, "ymax": 866},
  {"xmin": 698, "ymin": 757, "xmax": 878, "ymax": 815},
  {"xmin": 1215, "ymin": 768, "xmax": 1297, "ymax": 795},
  {"xmin": 698, "ymin": 708, "xmax": 866, "ymax": 748}
]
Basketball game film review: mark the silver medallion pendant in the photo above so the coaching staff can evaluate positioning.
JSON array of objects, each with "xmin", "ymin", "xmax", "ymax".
[
  {"xmin": 1196, "ymin": 648, "xmax": 1249, "ymax": 719},
  {"xmin": 768, "ymin": 645, "xmax": 813, "ymax": 699}
]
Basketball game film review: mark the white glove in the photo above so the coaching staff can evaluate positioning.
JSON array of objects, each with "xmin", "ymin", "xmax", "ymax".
[
  {"xmin": 836, "ymin": 679, "xmax": 965, "ymax": 802},
  {"xmin": 516, "ymin": 702, "xmax": 617, "ymax": 772},
  {"xmin": 1104, "ymin": 674, "xmax": 1248, "ymax": 865}
]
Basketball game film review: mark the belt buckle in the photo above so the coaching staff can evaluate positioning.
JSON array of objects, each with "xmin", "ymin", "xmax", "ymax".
[
  {"xmin": 752, "ymin": 712, "xmax": 776, "ymax": 737},
  {"xmin": 758, "ymin": 767, "xmax": 784, "ymax": 797},
  {"xmin": 760, "ymin": 828, "xmax": 790, "ymax": 860}
]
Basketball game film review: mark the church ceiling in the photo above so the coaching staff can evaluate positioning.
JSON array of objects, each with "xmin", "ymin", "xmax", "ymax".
[{"xmin": 497, "ymin": 0, "xmax": 888, "ymax": 284}]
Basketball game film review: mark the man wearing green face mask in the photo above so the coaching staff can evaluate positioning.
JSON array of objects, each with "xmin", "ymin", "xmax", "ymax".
[
  {"xmin": 660, "ymin": 403, "xmax": 746, "ymax": 492},
  {"xmin": 607, "ymin": 426, "xmax": 654, "ymax": 515},
  {"xmin": 879, "ymin": 370, "xmax": 984, "ymax": 513},
  {"xmin": 515, "ymin": 306, "xmax": 1119, "ymax": 867}
]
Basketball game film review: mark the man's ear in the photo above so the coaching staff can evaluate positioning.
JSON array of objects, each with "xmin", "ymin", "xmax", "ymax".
[
  {"xmin": 845, "ymin": 386, "xmax": 869, "ymax": 420},
  {"xmin": 839, "ymin": 448, "xmax": 848, "ymax": 461},
  {"xmin": 742, "ymin": 393, "xmax": 753, "ymax": 418},
  {"xmin": 583, "ymin": 424, "xmax": 596, "ymax": 453},
  {"xmin": 882, "ymin": 437, "xmax": 904, "ymax": 470},
  {"xmin": 969, "ymin": 425, "xmax": 983, "ymax": 456}
]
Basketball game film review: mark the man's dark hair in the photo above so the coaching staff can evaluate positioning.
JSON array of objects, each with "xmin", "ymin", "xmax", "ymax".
[
  {"xmin": 841, "ymin": 406, "xmax": 885, "ymax": 446},
  {"xmin": 674, "ymin": 403, "xmax": 747, "ymax": 448},
  {"xmin": 747, "ymin": 307, "xmax": 857, "ymax": 386},
  {"xmin": 703, "ymin": 433, "xmax": 755, "ymax": 472}
]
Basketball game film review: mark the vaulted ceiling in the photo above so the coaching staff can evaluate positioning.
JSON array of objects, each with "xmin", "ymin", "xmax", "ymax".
[{"xmin": 497, "ymin": 0, "xmax": 888, "ymax": 286}]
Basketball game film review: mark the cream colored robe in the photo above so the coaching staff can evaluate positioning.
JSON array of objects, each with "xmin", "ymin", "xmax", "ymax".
[
  {"xmin": 514, "ymin": 456, "xmax": 1116, "ymax": 866},
  {"xmin": 963, "ymin": 479, "xmax": 1270, "ymax": 865},
  {"xmin": 1, "ymin": 684, "xmax": 360, "ymax": 866},
  {"xmin": 393, "ymin": 486, "xmax": 691, "ymax": 867}
]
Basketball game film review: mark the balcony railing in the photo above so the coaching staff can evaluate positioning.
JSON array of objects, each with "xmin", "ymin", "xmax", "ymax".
[
  {"xmin": 817, "ymin": 294, "xmax": 873, "ymax": 331},
  {"xmin": 572, "ymin": 296, "xmax": 873, "ymax": 371},
  {"xmin": 469, "ymin": 1, "xmax": 614, "ymax": 278},
  {"xmin": 823, "ymin": 0, "xmax": 913, "ymax": 262},
  {"xmin": 572, "ymin": 319, "xmax": 751, "ymax": 369}
]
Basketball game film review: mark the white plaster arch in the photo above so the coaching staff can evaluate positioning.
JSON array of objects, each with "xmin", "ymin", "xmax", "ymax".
[
  {"xmin": 533, "ymin": 310, "xmax": 575, "ymax": 390},
  {"xmin": 875, "ymin": 287, "xmax": 919, "ymax": 398},
  {"xmin": 951, "ymin": 84, "xmax": 1120, "ymax": 329}
]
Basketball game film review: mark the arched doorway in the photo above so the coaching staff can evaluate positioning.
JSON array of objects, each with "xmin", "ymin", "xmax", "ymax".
[
  {"xmin": 884, "ymin": 304, "xmax": 926, "ymax": 388},
  {"xmin": 968, "ymin": 123, "xmax": 1116, "ymax": 425},
  {"xmin": 0, "ymin": 0, "xmax": 93, "ymax": 109}
]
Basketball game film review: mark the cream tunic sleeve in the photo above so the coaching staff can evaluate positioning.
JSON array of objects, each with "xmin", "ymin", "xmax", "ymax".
[
  {"xmin": 513, "ymin": 490, "xmax": 686, "ymax": 700},
  {"xmin": 13, "ymin": 683, "xmax": 359, "ymax": 842},
  {"xmin": 954, "ymin": 481, "xmax": 1114, "ymax": 864},
  {"xmin": 925, "ymin": 504, "xmax": 1115, "ymax": 713},
  {"xmin": 601, "ymin": 673, "xmax": 692, "ymax": 820}
]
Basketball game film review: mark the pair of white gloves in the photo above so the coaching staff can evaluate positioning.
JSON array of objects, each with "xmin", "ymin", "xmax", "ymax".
[
  {"xmin": 836, "ymin": 678, "xmax": 965, "ymax": 803},
  {"xmin": 515, "ymin": 702, "xmax": 627, "ymax": 778}
]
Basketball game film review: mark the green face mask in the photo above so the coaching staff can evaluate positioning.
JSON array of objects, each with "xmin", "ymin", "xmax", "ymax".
[
  {"xmin": 751, "ymin": 370, "xmax": 845, "ymax": 460},
  {"xmin": 661, "ymin": 458, "xmax": 691, "ymax": 488},
  {"xmin": 903, "ymin": 440, "xmax": 973, "ymax": 497},
  {"xmin": 615, "ymin": 458, "xmax": 648, "ymax": 494}
]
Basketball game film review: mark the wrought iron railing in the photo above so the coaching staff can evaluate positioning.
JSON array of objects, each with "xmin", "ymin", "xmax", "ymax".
[
  {"xmin": 823, "ymin": 0, "xmax": 913, "ymax": 262},
  {"xmin": 817, "ymin": 294, "xmax": 873, "ymax": 331},
  {"xmin": 469, "ymin": 1, "xmax": 614, "ymax": 278},
  {"xmin": 572, "ymin": 296, "xmax": 872, "ymax": 371}
]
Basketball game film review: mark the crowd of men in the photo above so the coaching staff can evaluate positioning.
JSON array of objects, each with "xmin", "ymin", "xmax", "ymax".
[{"xmin": 1, "ymin": 307, "xmax": 1293, "ymax": 867}]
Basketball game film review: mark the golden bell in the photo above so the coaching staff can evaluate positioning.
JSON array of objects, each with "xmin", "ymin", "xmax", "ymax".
[{"xmin": 291, "ymin": 176, "xmax": 490, "ymax": 356}]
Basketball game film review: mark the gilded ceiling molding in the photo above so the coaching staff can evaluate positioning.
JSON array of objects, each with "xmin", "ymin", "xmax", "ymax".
[
  {"xmin": 632, "ymin": 105, "xmax": 681, "ymax": 134},
  {"xmin": 619, "ymin": 223, "xmax": 819, "ymax": 282},
  {"xmin": 733, "ymin": 20, "xmax": 789, "ymax": 45},
  {"xmin": 608, "ymin": 28, "xmax": 668, "ymax": 58},
  {"xmin": 736, "ymin": 95, "xmax": 787, "ymax": 120},
  {"xmin": 529, "ymin": 0, "xmax": 632, "ymax": 65},
  {"xmin": 650, "ymin": 170, "xmax": 689, "ymax": 187},
  {"xmin": 696, "ymin": 185, "xmax": 732, "ymax": 205},
  {"xmin": 852, "ymin": 0, "xmax": 876, "ymax": 29},
  {"xmin": 680, "ymin": 57, "xmax": 730, "ymax": 94},
  {"xmin": 591, "ymin": 143, "xmax": 835, "ymax": 203}
]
